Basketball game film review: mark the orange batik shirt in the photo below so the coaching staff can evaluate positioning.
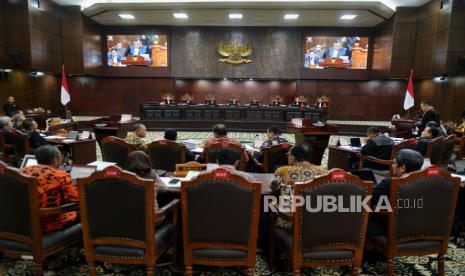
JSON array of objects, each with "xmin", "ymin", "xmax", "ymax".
[{"xmin": 21, "ymin": 165, "xmax": 79, "ymax": 233}]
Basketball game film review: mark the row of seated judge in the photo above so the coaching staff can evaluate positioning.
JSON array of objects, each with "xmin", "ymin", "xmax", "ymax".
[
  {"xmin": 158, "ymin": 96, "xmax": 329, "ymax": 109},
  {"xmin": 0, "ymin": 143, "xmax": 461, "ymax": 275},
  {"xmin": 119, "ymin": 123, "xmax": 290, "ymax": 172}
]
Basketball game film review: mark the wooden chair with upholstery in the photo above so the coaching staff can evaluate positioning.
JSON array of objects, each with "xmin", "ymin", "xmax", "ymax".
[
  {"xmin": 101, "ymin": 136, "xmax": 135, "ymax": 168},
  {"xmin": 359, "ymin": 139, "xmax": 418, "ymax": 174},
  {"xmin": 204, "ymin": 142, "xmax": 245, "ymax": 169},
  {"xmin": 147, "ymin": 140, "xmax": 187, "ymax": 172},
  {"xmin": 11, "ymin": 129, "xmax": 32, "ymax": 166},
  {"xmin": 441, "ymin": 134, "xmax": 457, "ymax": 166},
  {"xmin": 77, "ymin": 167, "xmax": 179, "ymax": 276},
  {"xmin": 270, "ymin": 170, "xmax": 373, "ymax": 276},
  {"xmin": 259, "ymin": 143, "xmax": 291, "ymax": 173},
  {"xmin": 366, "ymin": 166, "xmax": 460, "ymax": 276},
  {"xmin": 0, "ymin": 161, "xmax": 82, "ymax": 276},
  {"xmin": 181, "ymin": 168, "xmax": 261, "ymax": 275},
  {"xmin": 0, "ymin": 131, "xmax": 15, "ymax": 164},
  {"xmin": 425, "ymin": 136, "xmax": 446, "ymax": 165},
  {"xmin": 454, "ymin": 136, "xmax": 465, "ymax": 160}
]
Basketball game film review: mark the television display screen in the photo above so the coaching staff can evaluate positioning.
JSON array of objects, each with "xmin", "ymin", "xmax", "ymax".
[
  {"xmin": 106, "ymin": 34, "xmax": 168, "ymax": 67},
  {"xmin": 304, "ymin": 36, "xmax": 369, "ymax": 69}
]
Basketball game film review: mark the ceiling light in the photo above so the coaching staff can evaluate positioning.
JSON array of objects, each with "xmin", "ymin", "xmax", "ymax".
[
  {"xmin": 340, "ymin": 14, "xmax": 357, "ymax": 20},
  {"xmin": 229, "ymin": 13, "xmax": 243, "ymax": 19},
  {"xmin": 284, "ymin": 14, "xmax": 299, "ymax": 20},
  {"xmin": 118, "ymin": 14, "xmax": 135, "ymax": 20},
  {"xmin": 173, "ymin": 12, "xmax": 188, "ymax": 19}
]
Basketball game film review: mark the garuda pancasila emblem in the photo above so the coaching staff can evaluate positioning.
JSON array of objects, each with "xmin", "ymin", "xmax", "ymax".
[{"xmin": 218, "ymin": 42, "xmax": 252, "ymax": 65}]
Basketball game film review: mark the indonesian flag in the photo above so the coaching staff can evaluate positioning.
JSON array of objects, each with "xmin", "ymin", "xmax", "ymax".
[
  {"xmin": 403, "ymin": 69, "xmax": 414, "ymax": 110},
  {"xmin": 60, "ymin": 65, "xmax": 71, "ymax": 106}
]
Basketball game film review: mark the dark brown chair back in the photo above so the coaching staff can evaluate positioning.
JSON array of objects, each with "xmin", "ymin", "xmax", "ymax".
[
  {"xmin": 426, "ymin": 137, "xmax": 446, "ymax": 165},
  {"xmin": 389, "ymin": 166, "xmax": 460, "ymax": 253},
  {"xmin": 11, "ymin": 129, "xmax": 30, "ymax": 164},
  {"xmin": 101, "ymin": 136, "xmax": 135, "ymax": 168},
  {"xmin": 77, "ymin": 167, "xmax": 157, "ymax": 260},
  {"xmin": 0, "ymin": 162, "xmax": 39, "ymax": 247},
  {"xmin": 204, "ymin": 143, "xmax": 245, "ymax": 169},
  {"xmin": 391, "ymin": 139, "xmax": 418, "ymax": 158},
  {"xmin": 442, "ymin": 135, "xmax": 457, "ymax": 164},
  {"xmin": 293, "ymin": 170, "xmax": 373, "ymax": 266},
  {"xmin": 457, "ymin": 136, "xmax": 465, "ymax": 159},
  {"xmin": 262, "ymin": 143, "xmax": 291, "ymax": 173},
  {"xmin": 147, "ymin": 140, "xmax": 187, "ymax": 172},
  {"xmin": 181, "ymin": 168, "xmax": 261, "ymax": 269}
]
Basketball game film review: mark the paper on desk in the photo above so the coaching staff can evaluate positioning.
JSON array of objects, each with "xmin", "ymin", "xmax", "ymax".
[
  {"xmin": 87, "ymin": 161, "xmax": 117, "ymax": 171},
  {"xmin": 191, "ymin": 147, "xmax": 204, "ymax": 153},
  {"xmin": 183, "ymin": 139, "xmax": 200, "ymax": 150},
  {"xmin": 62, "ymin": 139, "xmax": 76, "ymax": 143},
  {"xmin": 244, "ymin": 144, "xmax": 259, "ymax": 152},
  {"xmin": 45, "ymin": 135, "xmax": 65, "ymax": 140}
]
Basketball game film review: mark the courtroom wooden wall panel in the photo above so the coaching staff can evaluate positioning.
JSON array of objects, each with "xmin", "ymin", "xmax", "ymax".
[
  {"xmin": 67, "ymin": 77, "xmax": 174, "ymax": 115},
  {"xmin": 171, "ymin": 27, "xmax": 301, "ymax": 79}
]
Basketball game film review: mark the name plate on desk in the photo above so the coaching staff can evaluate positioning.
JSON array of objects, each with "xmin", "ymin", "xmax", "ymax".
[{"xmin": 175, "ymin": 162, "xmax": 208, "ymax": 177}]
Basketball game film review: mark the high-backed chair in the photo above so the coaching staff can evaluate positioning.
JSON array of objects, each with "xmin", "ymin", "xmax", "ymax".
[
  {"xmin": 101, "ymin": 136, "xmax": 135, "ymax": 168},
  {"xmin": 454, "ymin": 136, "xmax": 465, "ymax": 160},
  {"xmin": 0, "ymin": 161, "xmax": 82, "ymax": 276},
  {"xmin": 204, "ymin": 142, "xmax": 245, "ymax": 169},
  {"xmin": 147, "ymin": 140, "xmax": 187, "ymax": 172},
  {"xmin": 366, "ymin": 166, "xmax": 460, "ymax": 276},
  {"xmin": 360, "ymin": 139, "xmax": 418, "ymax": 174},
  {"xmin": 262, "ymin": 143, "xmax": 291, "ymax": 173},
  {"xmin": 11, "ymin": 129, "xmax": 32, "ymax": 166},
  {"xmin": 270, "ymin": 170, "xmax": 373, "ymax": 276},
  {"xmin": 181, "ymin": 168, "xmax": 261, "ymax": 275},
  {"xmin": 426, "ymin": 137, "xmax": 446, "ymax": 165},
  {"xmin": 0, "ymin": 131, "xmax": 15, "ymax": 164},
  {"xmin": 441, "ymin": 134, "xmax": 457, "ymax": 165},
  {"xmin": 77, "ymin": 167, "xmax": 179, "ymax": 276}
]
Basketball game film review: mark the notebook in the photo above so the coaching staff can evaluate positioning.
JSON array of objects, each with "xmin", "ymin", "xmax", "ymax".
[{"xmin": 20, "ymin": 155, "xmax": 38, "ymax": 169}]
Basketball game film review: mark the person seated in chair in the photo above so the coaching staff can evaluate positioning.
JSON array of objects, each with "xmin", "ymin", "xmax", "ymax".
[
  {"xmin": 164, "ymin": 128, "xmax": 195, "ymax": 161},
  {"xmin": 367, "ymin": 149, "xmax": 424, "ymax": 235},
  {"xmin": 204, "ymin": 123, "xmax": 248, "ymax": 162},
  {"xmin": 23, "ymin": 118, "xmax": 48, "ymax": 149},
  {"xmin": 21, "ymin": 145, "xmax": 79, "ymax": 233},
  {"xmin": 124, "ymin": 123, "xmax": 148, "ymax": 151},
  {"xmin": 0, "ymin": 117, "xmax": 14, "ymax": 144},
  {"xmin": 247, "ymin": 125, "xmax": 288, "ymax": 162},
  {"xmin": 416, "ymin": 126, "xmax": 439, "ymax": 156},
  {"xmin": 425, "ymin": 121, "xmax": 446, "ymax": 137},
  {"xmin": 124, "ymin": 151, "xmax": 163, "ymax": 212},
  {"xmin": 270, "ymin": 143, "xmax": 328, "ymax": 230},
  {"xmin": 201, "ymin": 148, "xmax": 255, "ymax": 182},
  {"xmin": 360, "ymin": 126, "xmax": 394, "ymax": 170},
  {"xmin": 12, "ymin": 114, "xmax": 26, "ymax": 131}
]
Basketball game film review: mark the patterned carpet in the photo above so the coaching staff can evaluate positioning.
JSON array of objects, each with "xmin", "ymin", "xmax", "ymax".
[
  {"xmin": 2, "ymin": 128, "xmax": 465, "ymax": 275},
  {"xmin": 1, "ymin": 227, "xmax": 464, "ymax": 275}
]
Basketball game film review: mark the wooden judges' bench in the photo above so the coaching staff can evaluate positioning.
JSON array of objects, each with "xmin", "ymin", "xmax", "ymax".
[{"xmin": 140, "ymin": 104, "xmax": 328, "ymax": 131}]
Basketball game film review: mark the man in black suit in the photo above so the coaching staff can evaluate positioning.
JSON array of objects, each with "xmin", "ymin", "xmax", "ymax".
[
  {"xmin": 360, "ymin": 126, "xmax": 394, "ymax": 170},
  {"xmin": 416, "ymin": 126, "xmax": 439, "ymax": 156},
  {"xmin": 415, "ymin": 99, "xmax": 440, "ymax": 134},
  {"xmin": 23, "ymin": 118, "xmax": 48, "ymax": 149},
  {"xmin": 367, "ymin": 149, "xmax": 424, "ymax": 235},
  {"xmin": 3, "ymin": 96, "xmax": 20, "ymax": 117}
]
